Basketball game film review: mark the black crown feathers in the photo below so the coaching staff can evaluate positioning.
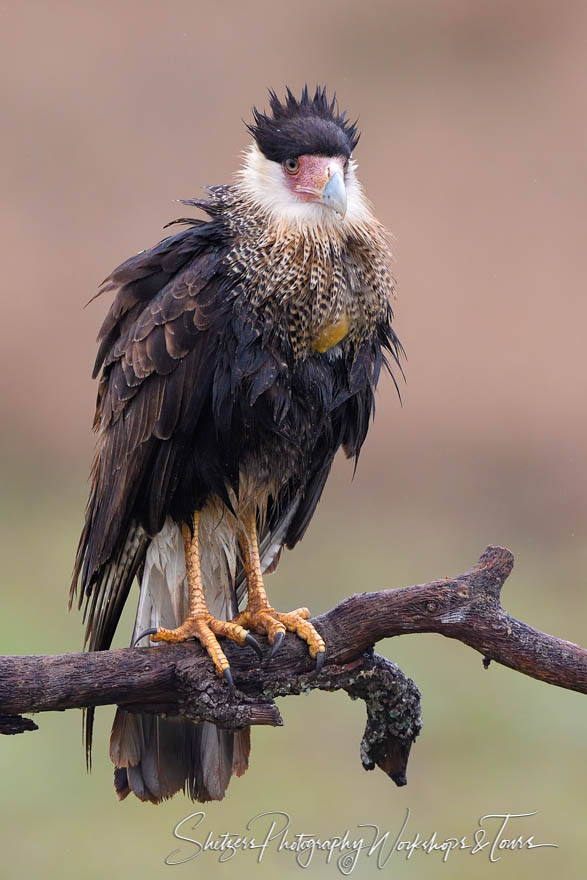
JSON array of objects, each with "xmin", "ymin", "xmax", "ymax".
[{"xmin": 247, "ymin": 85, "xmax": 360, "ymax": 164}]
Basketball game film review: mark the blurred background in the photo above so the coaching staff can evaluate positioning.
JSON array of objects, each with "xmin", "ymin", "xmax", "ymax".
[{"xmin": 1, "ymin": 1, "xmax": 586, "ymax": 877}]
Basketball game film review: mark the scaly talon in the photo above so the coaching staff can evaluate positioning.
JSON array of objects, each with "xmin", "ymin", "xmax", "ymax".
[
  {"xmin": 136, "ymin": 514, "xmax": 259, "ymax": 681},
  {"xmin": 272, "ymin": 609, "xmax": 325, "ymax": 659},
  {"xmin": 294, "ymin": 607, "xmax": 311, "ymax": 620},
  {"xmin": 234, "ymin": 509, "xmax": 326, "ymax": 664},
  {"xmin": 268, "ymin": 630, "xmax": 285, "ymax": 660},
  {"xmin": 232, "ymin": 606, "xmax": 325, "ymax": 663},
  {"xmin": 149, "ymin": 612, "xmax": 254, "ymax": 679},
  {"xmin": 133, "ymin": 627, "xmax": 159, "ymax": 647},
  {"xmin": 245, "ymin": 632, "xmax": 263, "ymax": 659}
]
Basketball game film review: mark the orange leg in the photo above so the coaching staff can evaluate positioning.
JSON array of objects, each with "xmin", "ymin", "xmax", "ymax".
[
  {"xmin": 232, "ymin": 509, "xmax": 326, "ymax": 669},
  {"xmin": 134, "ymin": 512, "xmax": 261, "ymax": 684}
]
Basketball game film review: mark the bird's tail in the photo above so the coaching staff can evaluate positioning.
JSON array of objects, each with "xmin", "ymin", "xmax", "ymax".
[{"xmin": 109, "ymin": 516, "xmax": 250, "ymax": 803}]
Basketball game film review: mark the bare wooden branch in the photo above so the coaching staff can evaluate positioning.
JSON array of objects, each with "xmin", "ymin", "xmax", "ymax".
[
  {"xmin": 1, "ymin": 546, "xmax": 585, "ymax": 786},
  {"xmin": 313, "ymin": 544, "xmax": 587, "ymax": 693}
]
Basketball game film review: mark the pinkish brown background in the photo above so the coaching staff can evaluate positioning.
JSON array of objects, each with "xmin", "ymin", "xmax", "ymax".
[{"xmin": 1, "ymin": 3, "xmax": 585, "ymax": 878}]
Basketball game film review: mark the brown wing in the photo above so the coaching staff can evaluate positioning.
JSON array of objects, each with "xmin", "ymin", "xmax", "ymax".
[{"xmin": 70, "ymin": 222, "xmax": 230, "ymax": 656}]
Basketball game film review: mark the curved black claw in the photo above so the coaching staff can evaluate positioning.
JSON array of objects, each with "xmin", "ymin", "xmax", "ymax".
[
  {"xmin": 315, "ymin": 650, "xmax": 326, "ymax": 674},
  {"xmin": 223, "ymin": 666, "xmax": 235, "ymax": 691},
  {"xmin": 133, "ymin": 628, "xmax": 159, "ymax": 647},
  {"xmin": 268, "ymin": 630, "xmax": 285, "ymax": 661},
  {"xmin": 245, "ymin": 632, "xmax": 263, "ymax": 659}
]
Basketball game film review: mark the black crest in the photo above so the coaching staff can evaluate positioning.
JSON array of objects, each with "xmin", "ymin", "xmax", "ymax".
[{"xmin": 247, "ymin": 85, "xmax": 360, "ymax": 164}]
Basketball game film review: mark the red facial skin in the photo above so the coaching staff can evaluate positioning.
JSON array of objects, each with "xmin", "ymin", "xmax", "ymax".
[{"xmin": 282, "ymin": 154, "xmax": 347, "ymax": 204}]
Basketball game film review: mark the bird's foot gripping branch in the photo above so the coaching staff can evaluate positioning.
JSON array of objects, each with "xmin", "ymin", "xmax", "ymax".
[{"xmin": 1, "ymin": 546, "xmax": 585, "ymax": 791}]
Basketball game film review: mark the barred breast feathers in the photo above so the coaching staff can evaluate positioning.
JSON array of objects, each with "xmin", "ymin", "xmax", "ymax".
[{"xmin": 199, "ymin": 145, "xmax": 396, "ymax": 360}]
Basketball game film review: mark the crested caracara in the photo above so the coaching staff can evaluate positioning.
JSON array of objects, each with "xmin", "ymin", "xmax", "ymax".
[{"xmin": 70, "ymin": 86, "xmax": 402, "ymax": 803}]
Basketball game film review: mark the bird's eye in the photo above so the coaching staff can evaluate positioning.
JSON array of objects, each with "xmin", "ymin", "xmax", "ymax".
[{"xmin": 284, "ymin": 157, "xmax": 300, "ymax": 174}]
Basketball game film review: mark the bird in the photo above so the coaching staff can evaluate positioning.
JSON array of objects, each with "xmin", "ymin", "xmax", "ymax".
[{"xmin": 70, "ymin": 85, "xmax": 402, "ymax": 804}]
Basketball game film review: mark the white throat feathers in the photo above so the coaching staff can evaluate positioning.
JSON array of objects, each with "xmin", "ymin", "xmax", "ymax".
[{"xmin": 236, "ymin": 143, "xmax": 375, "ymax": 236}]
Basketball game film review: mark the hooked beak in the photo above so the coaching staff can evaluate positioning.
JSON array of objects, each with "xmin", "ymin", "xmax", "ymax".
[
  {"xmin": 319, "ymin": 170, "xmax": 347, "ymax": 218},
  {"xmin": 294, "ymin": 158, "xmax": 348, "ymax": 219}
]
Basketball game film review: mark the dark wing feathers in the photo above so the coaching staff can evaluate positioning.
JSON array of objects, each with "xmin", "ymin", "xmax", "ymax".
[
  {"xmin": 71, "ymin": 221, "xmax": 229, "ymax": 658},
  {"xmin": 74, "ymin": 220, "xmax": 231, "ymax": 765}
]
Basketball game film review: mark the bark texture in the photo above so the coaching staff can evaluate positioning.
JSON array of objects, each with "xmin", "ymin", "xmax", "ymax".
[{"xmin": 1, "ymin": 546, "xmax": 585, "ymax": 786}]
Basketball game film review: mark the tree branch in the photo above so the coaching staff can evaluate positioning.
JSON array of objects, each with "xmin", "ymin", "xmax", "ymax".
[{"xmin": 1, "ymin": 546, "xmax": 585, "ymax": 787}]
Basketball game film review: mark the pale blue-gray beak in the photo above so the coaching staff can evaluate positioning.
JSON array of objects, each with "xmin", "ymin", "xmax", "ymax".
[{"xmin": 320, "ymin": 170, "xmax": 347, "ymax": 218}]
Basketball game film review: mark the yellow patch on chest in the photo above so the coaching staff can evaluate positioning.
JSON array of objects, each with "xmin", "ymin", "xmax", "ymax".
[{"xmin": 310, "ymin": 314, "xmax": 350, "ymax": 354}]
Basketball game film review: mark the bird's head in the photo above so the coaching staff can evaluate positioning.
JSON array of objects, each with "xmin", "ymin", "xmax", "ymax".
[{"xmin": 238, "ymin": 86, "xmax": 373, "ymax": 233}]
